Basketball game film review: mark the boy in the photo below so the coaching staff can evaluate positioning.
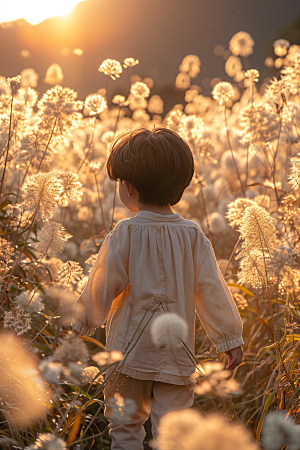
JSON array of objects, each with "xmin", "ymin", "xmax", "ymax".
[{"xmin": 72, "ymin": 127, "xmax": 243, "ymax": 450}]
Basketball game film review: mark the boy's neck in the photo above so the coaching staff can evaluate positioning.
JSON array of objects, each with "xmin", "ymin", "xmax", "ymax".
[{"xmin": 138, "ymin": 204, "xmax": 174, "ymax": 215}]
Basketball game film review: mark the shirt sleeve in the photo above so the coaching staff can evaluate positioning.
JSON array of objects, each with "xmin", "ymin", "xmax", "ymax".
[
  {"xmin": 194, "ymin": 238, "xmax": 244, "ymax": 353},
  {"xmin": 71, "ymin": 232, "xmax": 129, "ymax": 336}
]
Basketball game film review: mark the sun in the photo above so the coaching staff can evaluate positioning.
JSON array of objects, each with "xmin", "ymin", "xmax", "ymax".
[{"xmin": 0, "ymin": 0, "xmax": 87, "ymax": 25}]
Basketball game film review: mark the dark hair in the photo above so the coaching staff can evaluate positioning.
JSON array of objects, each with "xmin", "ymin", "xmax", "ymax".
[{"xmin": 106, "ymin": 127, "xmax": 194, "ymax": 206}]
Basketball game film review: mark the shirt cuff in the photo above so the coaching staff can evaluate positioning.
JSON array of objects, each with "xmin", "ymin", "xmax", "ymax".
[
  {"xmin": 215, "ymin": 337, "xmax": 244, "ymax": 353},
  {"xmin": 72, "ymin": 321, "xmax": 97, "ymax": 336}
]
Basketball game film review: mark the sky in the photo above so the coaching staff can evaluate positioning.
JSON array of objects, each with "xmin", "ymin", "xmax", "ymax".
[{"xmin": 0, "ymin": 0, "xmax": 300, "ymax": 107}]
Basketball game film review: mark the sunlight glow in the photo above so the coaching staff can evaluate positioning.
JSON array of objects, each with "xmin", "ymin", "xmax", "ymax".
[{"xmin": 0, "ymin": 0, "xmax": 86, "ymax": 25}]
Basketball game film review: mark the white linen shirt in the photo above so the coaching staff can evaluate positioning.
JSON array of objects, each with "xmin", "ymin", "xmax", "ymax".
[{"xmin": 72, "ymin": 210, "xmax": 244, "ymax": 385}]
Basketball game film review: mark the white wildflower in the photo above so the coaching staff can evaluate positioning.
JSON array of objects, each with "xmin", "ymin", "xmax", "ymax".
[
  {"xmin": 4, "ymin": 306, "xmax": 32, "ymax": 335},
  {"xmin": 261, "ymin": 411, "xmax": 300, "ymax": 450},
  {"xmin": 35, "ymin": 221, "xmax": 72, "ymax": 256},
  {"xmin": 14, "ymin": 290, "xmax": 45, "ymax": 314},
  {"xmin": 25, "ymin": 433, "xmax": 66, "ymax": 450},
  {"xmin": 229, "ymin": 31, "xmax": 255, "ymax": 57},
  {"xmin": 209, "ymin": 212, "xmax": 227, "ymax": 233},
  {"xmin": 106, "ymin": 393, "xmax": 137, "ymax": 426},
  {"xmin": 151, "ymin": 313, "xmax": 187, "ymax": 348}
]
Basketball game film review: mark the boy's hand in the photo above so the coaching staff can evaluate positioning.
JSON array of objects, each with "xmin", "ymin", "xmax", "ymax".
[{"xmin": 224, "ymin": 346, "xmax": 243, "ymax": 370}]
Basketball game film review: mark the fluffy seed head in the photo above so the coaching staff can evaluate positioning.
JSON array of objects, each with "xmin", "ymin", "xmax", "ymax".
[
  {"xmin": 273, "ymin": 39, "xmax": 290, "ymax": 57},
  {"xmin": 229, "ymin": 31, "xmax": 255, "ymax": 57},
  {"xmin": 25, "ymin": 433, "xmax": 66, "ymax": 450},
  {"xmin": 261, "ymin": 411, "xmax": 300, "ymax": 450},
  {"xmin": 209, "ymin": 212, "xmax": 227, "ymax": 234},
  {"xmin": 52, "ymin": 334, "xmax": 89, "ymax": 369},
  {"xmin": 84, "ymin": 93, "xmax": 107, "ymax": 115},
  {"xmin": 151, "ymin": 313, "xmax": 188, "ymax": 348},
  {"xmin": 245, "ymin": 69, "xmax": 260, "ymax": 82},
  {"xmin": 212, "ymin": 82, "xmax": 234, "ymax": 105},
  {"xmin": 98, "ymin": 59, "xmax": 122, "ymax": 80},
  {"xmin": 20, "ymin": 172, "xmax": 63, "ymax": 222},
  {"xmin": 55, "ymin": 260, "xmax": 84, "ymax": 285},
  {"xmin": 123, "ymin": 57, "xmax": 139, "ymax": 68},
  {"xmin": 156, "ymin": 410, "xmax": 259, "ymax": 450},
  {"xmin": 35, "ymin": 221, "xmax": 72, "ymax": 256},
  {"xmin": 130, "ymin": 81, "xmax": 150, "ymax": 99}
]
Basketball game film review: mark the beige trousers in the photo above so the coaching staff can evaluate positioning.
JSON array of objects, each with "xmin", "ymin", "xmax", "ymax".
[{"xmin": 104, "ymin": 370, "xmax": 195, "ymax": 450}]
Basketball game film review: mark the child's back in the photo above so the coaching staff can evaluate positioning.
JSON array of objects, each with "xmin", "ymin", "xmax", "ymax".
[{"xmin": 73, "ymin": 210, "xmax": 243, "ymax": 384}]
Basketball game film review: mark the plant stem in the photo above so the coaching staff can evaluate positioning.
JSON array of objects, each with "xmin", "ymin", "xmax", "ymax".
[
  {"xmin": 36, "ymin": 118, "xmax": 57, "ymax": 174},
  {"xmin": 0, "ymin": 87, "xmax": 14, "ymax": 199},
  {"xmin": 224, "ymin": 104, "xmax": 245, "ymax": 196}
]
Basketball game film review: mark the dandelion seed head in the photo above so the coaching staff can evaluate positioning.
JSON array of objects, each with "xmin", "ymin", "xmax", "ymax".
[
  {"xmin": 151, "ymin": 313, "xmax": 187, "ymax": 348},
  {"xmin": 53, "ymin": 334, "xmax": 89, "ymax": 369},
  {"xmin": 55, "ymin": 260, "xmax": 84, "ymax": 285},
  {"xmin": 20, "ymin": 172, "xmax": 63, "ymax": 221},
  {"xmin": 178, "ymin": 114, "xmax": 203, "ymax": 144},
  {"xmin": 148, "ymin": 95, "xmax": 164, "ymax": 114},
  {"xmin": 157, "ymin": 410, "xmax": 258, "ymax": 450},
  {"xmin": 273, "ymin": 39, "xmax": 290, "ymax": 57},
  {"xmin": 84, "ymin": 93, "xmax": 107, "ymax": 115},
  {"xmin": 98, "ymin": 58, "xmax": 122, "ymax": 80},
  {"xmin": 239, "ymin": 103, "xmax": 280, "ymax": 145},
  {"xmin": 20, "ymin": 68, "xmax": 39, "ymax": 88},
  {"xmin": 112, "ymin": 94, "xmax": 126, "ymax": 105},
  {"xmin": 14, "ymin": 290, "xmax": 45, "ymax": 314},
  {"xmin": 25, "ymin": 433, "xmax": 66, "ymax": 450},
  {"xmin": 4, "ymin": 306, "xmax": 32, "ymax": 335},
  {"xmin": 229, "ymin": 31, "xmax": 255, "ymax": 57},
  {"xmin": 44, "ymin": 63, "xmax": 64, "ymax": 85},
  {"xmin": 175, "ymin": 72, "xmax": 191, "ymax": 90},
  {"xmin": 209, "ymin": 212, "xmax": 227, "ymax": 233},
  {"xmin": 212, "ymin": 81, "xmax": 234, "ymax": 105},
  {"xmin": 239, "ymin": 204, "xmax": 278, "ymax": 250},
  {"xmin": 81, "ymin": 366, "xmax": 104, "ymax": 385},
  {"xmin": 106, "ymin": 393, "xmax": 137, "ymax": 426},
  {"xmin": 38, "ymin": 357, "xmax": 63, "ymax": 385},
  {"xmin": 35, "ymin": 221, "xmax": 72, "ymax": 256},
  {"xmin": 123, "ymin": 57, "xmax": 139, "ymax": 68},
  {"xmin": 281, "ymin": 54, "xmax": 300, "ymax": 94},
  {"xmin": 58, "ymin": 171, "xmax": 83, "ymax": 206},
  {"xmin": 130, "ymin": 81, "xmax": 150, "ymax": 99},
  {"xmin": 261, "ymin": 411, "xmax": 300, "ymax": 450},
  {"xmin": 226, "ymin": 197, "xmax": 256, "ymax": 228},
  {"xmin": 167, "ymin": 109, "xmax": 184, "ymax": 127},
  {"xmin": 225, "ymin": 55, "xmax": 242, "ymax": 78},
  {"xmin": 37, "ymin": 85, "xmax": 83, "ymax": 136},
  {"xmin": 179, "ymin": 54, "xmax": 201, "ymax": 78},
  {"xmin": 245, "ymin": 69, "xmax": 260, "ymax": 82},
  {"xmin": 156, "ymin": 408, "xmax": 203, "ymax": 450},
  {"xmin": 16, "ymin": 87, "xmax": 38, "ymax": 107},
  {"xmin": 4, "ymin": 75, "xmax": 21, "ymax": 87}
]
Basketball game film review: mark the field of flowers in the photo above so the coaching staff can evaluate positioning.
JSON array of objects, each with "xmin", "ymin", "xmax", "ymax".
[{"xmin": 1, "ymin": 30, "xmax": 300, "ymax": 449}]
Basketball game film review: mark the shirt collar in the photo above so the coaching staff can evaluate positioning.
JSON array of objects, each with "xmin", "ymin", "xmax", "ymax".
[{"xmin": 135, "ymin": 211, "xmax": 183, "ymax": 222}]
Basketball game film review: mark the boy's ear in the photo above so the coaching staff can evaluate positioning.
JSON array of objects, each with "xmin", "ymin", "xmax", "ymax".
[{"xmin": 122, "ymin": 180, "xmax": 135, "ymax": 197}]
